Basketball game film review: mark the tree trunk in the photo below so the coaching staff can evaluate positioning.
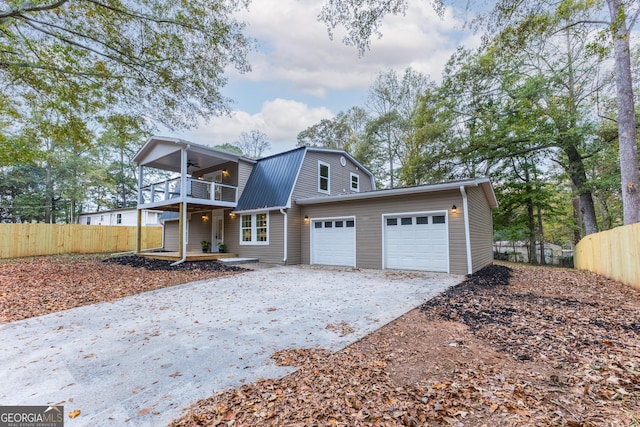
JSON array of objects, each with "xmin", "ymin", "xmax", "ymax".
[
  {"xmin": 526, "ymin": 195, "xmax": 537, "ymax": 265},
  {"xmin": 564, "ymin": 144, "xmax": 599, "ymax": 235},
  {"xmin": 537, "ymin": 206, "xmax": 546, "ymax": 265},
  {"xmin": 608, "ymin": 0, "xmax": 640, "ymax": 225}
]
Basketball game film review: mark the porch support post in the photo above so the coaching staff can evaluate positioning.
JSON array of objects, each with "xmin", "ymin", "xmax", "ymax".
[
  {"xmin": 178, "ymin": 202, "xmax": 185, "ymax": 260},
  {"xmin": 136, "ymin": 209, "xmax": 142, "ymax": 254},
  {"xmin": 135, "ymin": 164, "xmax": 144, "ymax": 254}
]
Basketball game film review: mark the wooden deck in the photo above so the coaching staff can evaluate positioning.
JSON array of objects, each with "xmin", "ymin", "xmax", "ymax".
[{"xmin": 138, "ymin": 251, "xmax": 238, "ymax": 262}]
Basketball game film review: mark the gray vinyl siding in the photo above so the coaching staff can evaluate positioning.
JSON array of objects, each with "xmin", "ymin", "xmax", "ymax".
[
  {"xmin": 286, "ymin": 151, "xmax": 373, "ymax": 265},
  {"xmin": 299, "ymin": 190, "xmax": 469, "ymax": 274},
  {"xmin": 163, "ymin": 221, "xmax": 179, "ymax": 251},
  {"xmin": 292, "ymin": 151, "xmax": 373, "ymax": 200},
  {"xmin": 224, "ymin": 209, "xmax": 286, "ymax": 264},
  {"xmin": 467, "ymin": 186, "xmax": 494, "ymax": 272},
  {"xmin": 187, "ymin": 212, "xmax": 212, "ymax": 252},
  {"xmin": 237, "ymin": 160, "xmax": 254, "ymax": 199}
]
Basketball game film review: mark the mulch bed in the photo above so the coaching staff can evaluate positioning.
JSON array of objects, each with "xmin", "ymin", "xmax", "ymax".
[{"xmin": 0, "ymin": 255, "xmax": 246, "ymax": 323}]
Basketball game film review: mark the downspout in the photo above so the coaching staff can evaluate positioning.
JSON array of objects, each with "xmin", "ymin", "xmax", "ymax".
[
  {"xmin": 280, "ymin": 208, "xmax": 288, "ymax": 264},
  {"xmin": 171, "ymin": 147, "xmax": 189, "ymax": 266},
  {"xmin": 460, "ymin": 186, "xmax": 473, "ymax": 276}
]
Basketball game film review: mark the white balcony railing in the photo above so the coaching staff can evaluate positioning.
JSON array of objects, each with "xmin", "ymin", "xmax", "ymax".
[{"xmin": 140, "ymin": 177, "xmax": 238, "ymax": 205}]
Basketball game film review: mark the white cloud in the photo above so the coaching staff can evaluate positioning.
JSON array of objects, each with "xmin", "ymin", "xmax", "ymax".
[
  {"xmin": 232, "ymin": 0, "xmax": 478, "ymax": 92},
  {"xmin": 178, "ymin": 99, "xmax": 333, "ymax": 154},
  {"xmin": 169, "ymin": 0, "xmax": 482, "ymax": 155}
]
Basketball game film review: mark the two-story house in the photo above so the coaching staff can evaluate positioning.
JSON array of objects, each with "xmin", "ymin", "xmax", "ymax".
[{"xmin": 133, "ymin": 136, "xmax": 498, "ymax": 275}]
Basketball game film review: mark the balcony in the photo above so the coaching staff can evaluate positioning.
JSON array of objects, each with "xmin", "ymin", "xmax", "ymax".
[{"xmin": 139, "ymin": 177, "xmax": 238, "ymax": 210}]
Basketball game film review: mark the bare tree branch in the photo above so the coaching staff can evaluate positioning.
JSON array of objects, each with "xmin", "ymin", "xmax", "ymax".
[{"xmin": 0, "ymin": 0, "xmax": 69, "ymax": 22}]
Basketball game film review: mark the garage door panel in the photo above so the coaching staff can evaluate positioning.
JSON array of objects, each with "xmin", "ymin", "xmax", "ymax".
[
  {"xmin": 384, "ymin": 214, "xmax": 448, "ymax": 272},
  {"xmin": 311, "ymin": 218, "xmax": 355, "ymax": 267}
]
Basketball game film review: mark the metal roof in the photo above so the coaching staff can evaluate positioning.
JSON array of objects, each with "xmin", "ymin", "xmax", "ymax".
[{"xmin": 235, "ymin": 147, "xmax": 306, "ymax": 212}]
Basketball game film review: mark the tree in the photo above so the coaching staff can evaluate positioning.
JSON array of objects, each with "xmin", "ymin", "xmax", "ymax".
[
  {"xmin": 318, "ymin": 0, "xmax": 640, "ymax": 225},
  {"xmin": 1, "ymin": 0, "xmax": 252, "ymax": 131},
  {"xmin": 234, "ymin": 130, "xmax": 271, "ymax": 159},
  {"xmin": 214, "ymin": 143, "xmax": 244, "ymax": 155}
]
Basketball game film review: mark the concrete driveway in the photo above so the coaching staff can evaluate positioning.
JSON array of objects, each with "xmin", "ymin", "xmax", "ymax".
[{"xmin": 0, "ymin": 265, "xmax": 461, "ymax": 426}]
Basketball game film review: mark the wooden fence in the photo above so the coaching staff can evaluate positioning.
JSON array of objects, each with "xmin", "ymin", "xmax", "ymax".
[
  {"xmin": 0, "ymin": 224, "xmax": 163, "ymax": 259},
  {"xmin": 575, "ymin": 222, "xmax": 640, "ymax": 289}
]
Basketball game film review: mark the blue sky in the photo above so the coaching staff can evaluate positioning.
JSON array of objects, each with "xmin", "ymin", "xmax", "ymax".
[{"xmin": 170, "ymin": 0, "xmax": 480, "ymax": 154}]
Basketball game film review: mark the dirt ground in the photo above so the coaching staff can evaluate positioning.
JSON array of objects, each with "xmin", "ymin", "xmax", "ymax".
[{"xmin": 1, "ymin": 256, "xmax": 638, "ymax": 426}]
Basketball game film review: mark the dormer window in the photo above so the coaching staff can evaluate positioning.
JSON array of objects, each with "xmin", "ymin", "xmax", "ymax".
[{"xmin": 318, "ymin": 161, "xmax": 330, "ymax": 194}]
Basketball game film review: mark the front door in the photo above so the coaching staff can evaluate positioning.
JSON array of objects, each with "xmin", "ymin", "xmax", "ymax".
[{"xmin": 213, "ymin": 215, "xmax": 224, "ymax": 252}]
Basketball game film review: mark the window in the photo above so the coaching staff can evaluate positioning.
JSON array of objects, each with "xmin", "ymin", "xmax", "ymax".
[
  {"xmin": 324, "ymin": 221, "xmax": 333, "ymax": 228},
  {"xmin": 386, "ymin": 218, "xmax": 398, "ymax": 226},
  {"xmin": 346, "ymin": 220, "xmax": 355, "ymax": 228},
  {"xmin": 401, "ymin": 217, "xmax": 413, "ymax": 225},
  {"xmin": 116, "ymin": 213, "xmax": 122, "ymax": 224},
  {"xmin": 350, "ymin": 173, "xmax": 360, "ymax": 192},
  {"xmin": 240, "ymin": 212, "xmax": 269, "ymax": 245},
  {"xmin": 433, "ymin": 215, "xmax": 446, "ymax": 224},
  {"xmin": 335, "ymin": 221, "xmax": 344, "ymax": 228},
  {"xmin": 314, "ymin": 221, "xmax": 323, "ymax": 229},
  {"xmin": 318, "ymin": 161, "xmax": 330, "ymax": 194},
  {"xmin": 416, "ymin": 216, "xmax": 429, "ymax": 225},
  {"xmin": 86, "ymin": 217, "xmax": 91, "ymax": 225}
]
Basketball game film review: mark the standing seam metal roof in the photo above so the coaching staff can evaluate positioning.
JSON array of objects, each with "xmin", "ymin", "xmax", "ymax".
[{"xmin": 235, "ymin": 147, "xmax": 306, "ymax": 211}]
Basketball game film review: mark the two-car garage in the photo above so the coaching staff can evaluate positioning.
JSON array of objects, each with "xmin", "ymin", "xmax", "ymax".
[
  {"xmin": 300, "ymin": 179, "xmax": 497, "ymax": 276},
  {"xmin": 309, "ymin": 211, "xmax": 449, "ymax": 273}
]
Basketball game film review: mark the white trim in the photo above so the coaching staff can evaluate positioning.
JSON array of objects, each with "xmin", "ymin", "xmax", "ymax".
[
  {"xmin": 350, "ymin": 172, "xmax": 360, "ymax": 192},
  {"xmin": 460, "ymin": 186, "xmax": 473, "ymax": 276},
  {"xmin": 309, "ymin": 215, "xmax": 356, "ymax": 267},
  {"xmin": 232, "ymin": 206, "xmax": 287, "ymax": 215},
  {"xmin": 239, "ymin": 211, "xmax": 270, "ymax": 246},
  {"xmin": 318, "ymin": 160, "xmax": 330, "ymax": 194},
  {"xmin": 381, "ymin": 210, "xmax": 450, "ymax": 273}
]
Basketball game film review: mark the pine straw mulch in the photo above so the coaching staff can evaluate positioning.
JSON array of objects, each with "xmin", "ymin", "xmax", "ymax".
[
  {"xmin": 0, "ymin": 254, "xmax": 245, "ymax": 323},
  {"xmin": 171, "ymin": 264, "xmax": 640, "ymax": 427}
]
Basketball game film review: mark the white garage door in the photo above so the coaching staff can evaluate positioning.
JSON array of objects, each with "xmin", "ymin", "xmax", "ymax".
[
  {"xmin": 311, "ymin": 218, "xmax": 356, "ymax": 267},
  {"xmin": 384, "ymin": 213, "xmax": 449, "ymax": 272}
]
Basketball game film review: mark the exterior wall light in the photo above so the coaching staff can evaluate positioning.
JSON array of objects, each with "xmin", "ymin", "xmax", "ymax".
[
  {"xmin": 452, "ymin": 205, "xmax": 457, "ymax": 213},
  {"xmin": 304, "ymin": 215, "xmax": 309, "ymax": 222}
]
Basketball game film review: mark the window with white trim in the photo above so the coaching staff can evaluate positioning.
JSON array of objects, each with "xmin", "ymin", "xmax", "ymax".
[
  {"xmin": 116, "ymin": 213, "xmax": 122, "ymax": 224},
  {"xmin": 318, "ymin": 161, "xmax": 330, "ymax": 194},
  {"xmin": 350, "ymin": 172, "xmax": 360, "ymax": 192},
  {"xmin": 240, "ymin": 212, "xmax": 269, "ymax": 245}
]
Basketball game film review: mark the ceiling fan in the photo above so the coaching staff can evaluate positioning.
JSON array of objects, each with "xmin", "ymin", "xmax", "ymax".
[{"xmin": 187, "ymin": 159, "xmax": 200, "ymax": 168}]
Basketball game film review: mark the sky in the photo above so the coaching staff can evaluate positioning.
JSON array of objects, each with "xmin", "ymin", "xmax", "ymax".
[{"xmin": 169, "ymin": 0, "xmax": 481, "ymax": 155}]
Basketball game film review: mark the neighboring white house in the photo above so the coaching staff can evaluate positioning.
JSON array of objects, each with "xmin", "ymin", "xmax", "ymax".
[{"xmin": 77, "ymin": 208, "xmax": 162, "ymax": 226}]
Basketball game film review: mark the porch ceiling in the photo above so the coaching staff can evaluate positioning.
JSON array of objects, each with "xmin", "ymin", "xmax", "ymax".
[{"xmin": 135, "ymin": 136, "xmax": 251, "ymax": 173}]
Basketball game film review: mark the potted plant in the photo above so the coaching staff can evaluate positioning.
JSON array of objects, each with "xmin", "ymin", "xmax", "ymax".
[
  {"xmin": 217, "ymin": 242, "xmax": 227, "ymax": 253},
  {"xmin": 200, "ymin": 240, "xmax": 210, "ymax": 253}
]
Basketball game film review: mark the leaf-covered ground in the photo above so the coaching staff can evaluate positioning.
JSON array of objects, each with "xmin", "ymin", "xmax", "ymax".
[
  {"xmin": 171, "ymin": 264, "xmax": 640, "ymax": 427},
  {"xmin": 2, "ymin": 256, "xmax": 638, "ymax": 425},
  {"xmin": 0, "ymin": 255, "xmax": 245, "ymax": 323}
]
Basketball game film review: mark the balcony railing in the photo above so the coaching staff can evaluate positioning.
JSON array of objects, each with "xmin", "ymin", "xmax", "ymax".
[{"xmin": 140, "ymin": 177, "xmax": 237, "ymax": 205}]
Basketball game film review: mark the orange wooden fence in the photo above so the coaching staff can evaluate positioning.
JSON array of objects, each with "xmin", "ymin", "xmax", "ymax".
[
  {"xmin": 0, "ymin": 224, "xmax": 162, "ymax": 258},
  {"xmin": 575, "ymin": 223, "xmax": 640, "ymax": 289}
]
